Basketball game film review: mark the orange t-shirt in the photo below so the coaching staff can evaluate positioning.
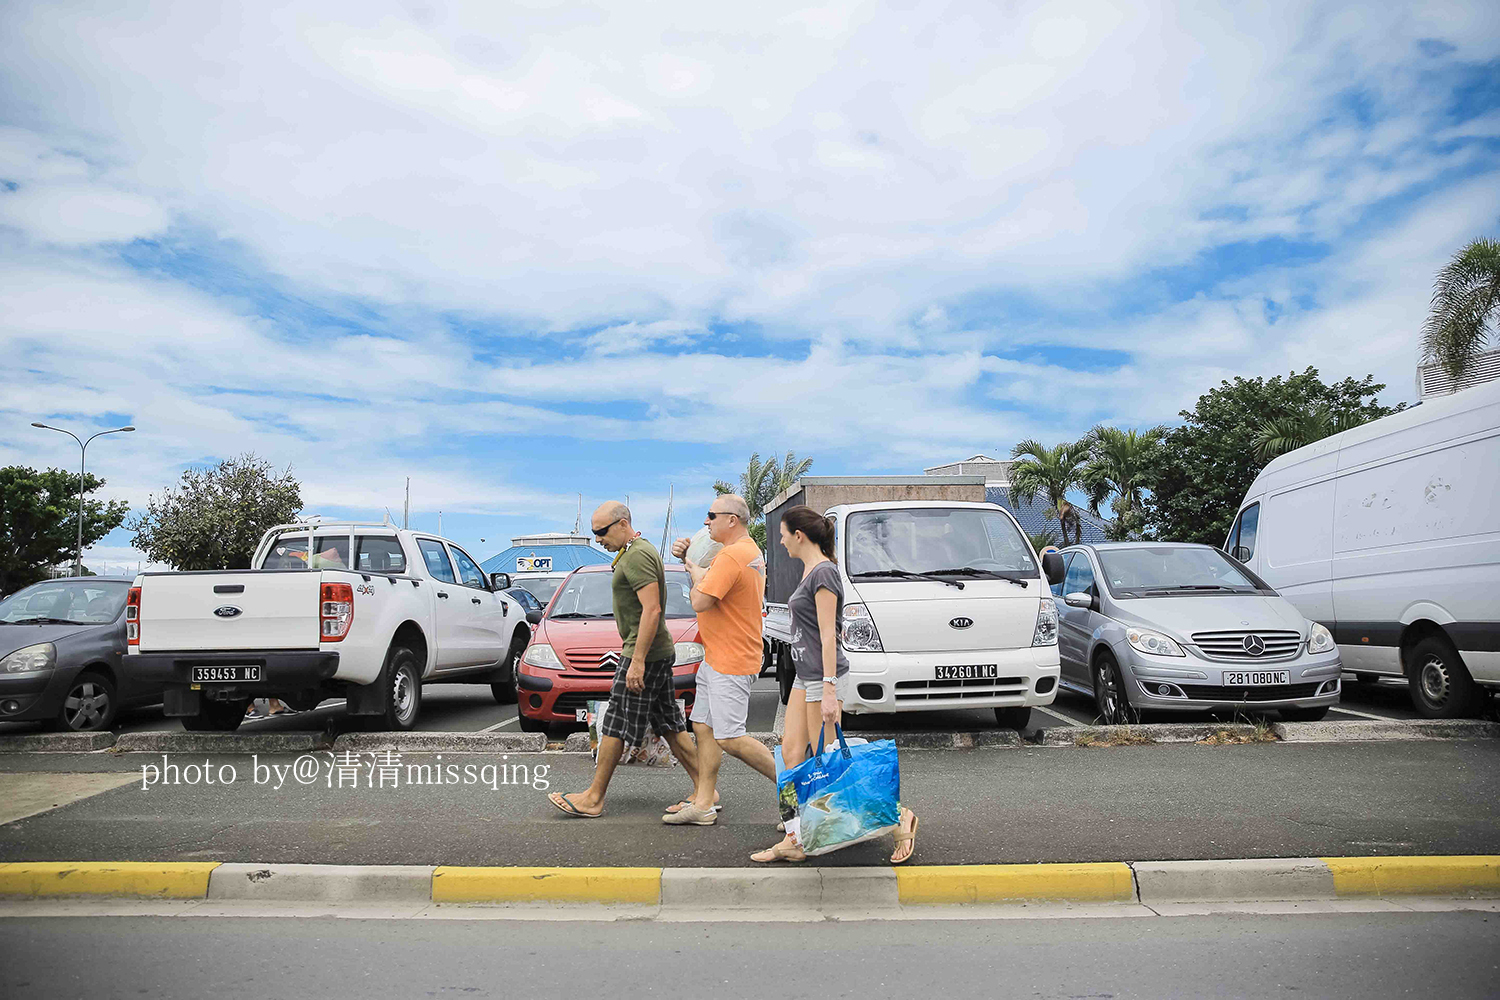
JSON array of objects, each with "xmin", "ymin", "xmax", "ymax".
[{"xmin": 695, "ymin": 536, "xmax": 766, "ymax": 675}]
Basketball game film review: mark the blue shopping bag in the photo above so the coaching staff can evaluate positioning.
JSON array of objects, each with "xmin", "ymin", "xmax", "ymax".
[{"xmin": 776, "ymin": 724, "xmax": 900, "ymax": 856}]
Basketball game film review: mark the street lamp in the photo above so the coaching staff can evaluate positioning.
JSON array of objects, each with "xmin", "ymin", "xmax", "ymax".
[{"xmin": 30, "ymin": 422, "xmax": 135, "ymax": 576}]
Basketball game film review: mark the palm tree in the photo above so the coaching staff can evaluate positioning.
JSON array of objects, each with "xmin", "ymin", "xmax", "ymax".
[
  {"xmin": 1081, "ymin": 425, "xmax": 1165, "ymax": 541},
  {"xmin": 1009, "ymin": 439, "xmax": 1089, "ymax": 547},
  {"xmin": 1422, "ymin": 237, "xmax": 1500, "ymax": 384},
  {"xmin": 714, "ymin": 451, "xmax": 815, "ymax": 548},
  {"xmin": 1252, "ymin": 405, "xmax": 1367, "ymax": 462},
  {"xmin": 1026, "ymin": 529, "xmax": 1058, "ymax": 553},
  {"xmin": 768, "ymin": 450, "xmax": 813, "ymax": 506}
]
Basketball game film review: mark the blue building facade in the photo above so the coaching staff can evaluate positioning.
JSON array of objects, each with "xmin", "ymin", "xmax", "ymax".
[{"xmin": 479, "ymin": 533, "xmax": 612, "ymax": 576}]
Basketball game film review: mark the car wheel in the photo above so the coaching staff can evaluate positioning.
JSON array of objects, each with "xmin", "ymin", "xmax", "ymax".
[
  {"xmin": 1278, "ymin": 706, "xmax": 1329, "ymax": 722},
  {"xmin": 371, "ymin": 645, "xmax": 422, "ymax": 731},
  {"xmin": 56, "ymin": 671, "xmax": 118, "ymax": 732},
  {"xmin": 1406, "ymin": 636, "xmax": 1481, "ymax": 719},
  {"xmin": 994, "ymin": 706, "xmax": 1031, "ymax": 730},
  {"xmin": 182, "ymin": 696, "xmax": 249, "ymax": 732},
  {"xmin": 516, "ymin": 709, "xmax": 549, "ymax": 733},
  {"xmin": 491, "ymin": 633, "xmax": 525, "ymax": 705},
  {"xmin": 1093, "ymin": 653, "xmax": 1137, "ymax": 725}
]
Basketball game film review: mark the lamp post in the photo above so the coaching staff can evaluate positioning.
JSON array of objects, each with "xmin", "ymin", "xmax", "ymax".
[{"xmin": 30, "ymin": 423, "xmax": 135, "ymax": 576}]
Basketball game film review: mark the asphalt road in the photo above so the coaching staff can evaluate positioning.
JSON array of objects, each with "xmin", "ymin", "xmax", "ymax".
[
  {"xmin": 3, "ymin": 911, "xmax": 1497, "ymax": 1000},
  {"xmin": 3, "ymin": 740, "xmax": 1497, "ymax": 867},
  {"xmin": 0, "ymin": 671, "xmax": 1459, "ymax": 739}
]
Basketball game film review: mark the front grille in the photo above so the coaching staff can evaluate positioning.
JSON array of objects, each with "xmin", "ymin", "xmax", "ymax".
[
  {"xmin": 894, "ymin": 677, "xmax": 1027, "ymax": 702},
  {"xmin": 552, "ymin": 692, "xmax": 608, "ymax": 716},
  {"xmin": 1178, "ymin": 682, "xmax": 1321, "ymax": 702},
  {"xmin": 1190, "ymin": 630, "xmax": 1302, "ymax": 660},
  {"xmin": 561, "ymin": 647, "xmax": 623, "ymax": 671}
]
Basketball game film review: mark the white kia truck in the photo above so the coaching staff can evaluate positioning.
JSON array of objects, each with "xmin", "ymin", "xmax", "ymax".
[
  {"xmin": 762, "ymin": 478, "xmax": 1066, "ymax": 729},
  {"xmin": 127, "ymin": 522, "xmax": 531, "ymax": 731}
]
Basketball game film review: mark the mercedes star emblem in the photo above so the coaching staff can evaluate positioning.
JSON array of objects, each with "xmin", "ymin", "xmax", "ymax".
[{"xmin": 1242, "ymin": 634, "xmax": 1266, "ymax": 656}]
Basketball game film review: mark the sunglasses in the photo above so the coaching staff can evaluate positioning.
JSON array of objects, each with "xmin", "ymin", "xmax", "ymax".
[
  {"xmin": 592, "ymin": 517, "xmax": 624, "ymax": 537},
  {"xmin": 706, "ymin": 511, "xmax": 737, "ymax": 521}
]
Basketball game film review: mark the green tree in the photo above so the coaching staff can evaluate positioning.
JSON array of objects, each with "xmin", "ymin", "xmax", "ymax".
[
  {"xmin": 1252, "ymin": 404, "xmax": 1370, "ymax": 462},
  {"xmin": 1009, "ymin": 439, "xmax": 1090, "ymax": 547},
  {"xmin": 129, "ymin": 454, "xmax": 302, "ymax": 570},
  {"xmin": 1026, "ymin": 529, "xmax": 1059, "ymax": 553},
  {"xmin": 713, "ymin": 450, "xmax": 815, "ymax": 550},
  {"xmin": 1421, "ymin": 237, "xmax": 1500, "ymax": 384},
  {"xmin": 0, "ymin": 467, "xmax": 129, "ymax": 593},
  {"xmin": 1141, "ymin": 369, "xmax": 1401, "ymax": 545},
  {"xmin": 1081, "ymin": 425, "xmax": 1166, "ymax": 541}
]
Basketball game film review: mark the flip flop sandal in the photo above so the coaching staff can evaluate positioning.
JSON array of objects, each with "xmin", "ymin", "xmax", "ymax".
[
  {"xmin": 549, "ymin": 793, "xmax": 604, "ymax": 819},
  {"xmin": 891, "ymin": 812, "xmax": 920, "ymax": 865},
  {"xmin": 664, "ymin": 799, "xmax": 722, "ymax": 814},
  {"xmin": 751, "ymin": 840, "xmax": 807, "ymax": 864}
]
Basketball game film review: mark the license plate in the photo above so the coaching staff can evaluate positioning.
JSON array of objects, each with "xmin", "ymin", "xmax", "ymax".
[
  {"xmin": 936, "ymin": 664, "xmax": 999, "ymax": 680},
  {"xmin": 575, "ymin": 708, "xmax": 590, "ymax": 722},
  {"xmin": 191, "ymin": 665, "xmax": 262, "ymax": 683},
  {"xmin": 1222, "ymin": 671, "xmax": 1290, "ymax": 686}
]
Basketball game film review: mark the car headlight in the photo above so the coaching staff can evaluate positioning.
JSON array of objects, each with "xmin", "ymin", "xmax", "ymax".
[
  {"xmin": 521, "ymin": 643, "xmax": 563, "ymax": 670},
  {"xmin": 1126, "ymin": 629, "xmax": 1184, "ymax": 657},
  {"xmin": 840, "ymin": 603, "xmax": 883, "ymax": 652},
  {"xmin": 0, "ymin": 643, "xmax": 56, "ymax": 674},
  {"xmin": 674, "ymin": 642, "xmax": 704, "ymax": 666},
  {"xmin": 1308, "ymin": 621, "xmax": 1335, "ymax": 654},
  {"xmin": 1032, "ymin": 599, "xmax": 1058, "ymax": 646}
]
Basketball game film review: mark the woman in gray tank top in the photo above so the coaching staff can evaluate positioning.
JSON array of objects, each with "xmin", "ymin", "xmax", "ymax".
[{"xmin": 751, "ymin": 505, "xmax": 919, "ymax": 864}]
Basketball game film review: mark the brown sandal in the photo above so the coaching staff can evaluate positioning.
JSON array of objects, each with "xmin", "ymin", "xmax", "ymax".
[
  {"xmin": 751, "ymin": 838, "xmax": 807, "ymax": 864},
  {"xmin": 890, "ymin": 810, "xmax": 919, "ymax": 865}
]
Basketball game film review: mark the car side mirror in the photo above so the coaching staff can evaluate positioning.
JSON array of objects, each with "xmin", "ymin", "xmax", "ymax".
[
  {"xmin": 490, "ymin": 572, "xmax": 512, "ymax": 591},
  {"xmin": 526, "ymin": 609, "xmax": 543, "ymax": 625},
  {"xmin": 1230, "ymin": 546, "xmax": 1251, "ymax": 563},
  {"xmin": 1064, "ymin": 591, "xmax": 1095, "ymax": 610},
  {"xmin": 1042, "ymin": 552, "xmax": 1065, "ymax": 585}
]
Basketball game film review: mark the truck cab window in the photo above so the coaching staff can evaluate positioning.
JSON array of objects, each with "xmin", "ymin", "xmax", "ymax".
[
  {"xmin": 355, "ymin": 536, "xmax": 407, "ymax": 574},
  {"xmin": 450, "ymin": 546, "xmax": 487, "ymax": 590},
  {"xmin": 417, "ymin": 539, "xmax": 457, "ymax": 584}
]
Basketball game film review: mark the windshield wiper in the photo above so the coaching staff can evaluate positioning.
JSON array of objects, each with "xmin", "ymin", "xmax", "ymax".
[
  {"xmin": 927, "ymin": 568, "xmax": 1030, "ymax": 588},
  {"xmin": 548, "ymin": 612, "xmax": 607, "ymax": 619},
  {"xmin": 1141, "ymin": 585, "xmax": 1239, "ymax": 595},
  {"xmin": 849, "ymin": 570, "xmax": 964, "ymax": 590},
  {"xmin": 6, "ymin": 617, "xmax": 79, "ymax": 625}
]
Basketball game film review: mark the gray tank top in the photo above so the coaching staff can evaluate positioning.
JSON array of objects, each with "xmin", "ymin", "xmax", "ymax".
[{"xmin": 787, "ymin": 560, "xmax": 850, "ymax": 681}]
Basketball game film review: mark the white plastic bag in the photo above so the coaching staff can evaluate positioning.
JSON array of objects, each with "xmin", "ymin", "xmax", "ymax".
[
  {"xmin": 684, "ymin": 526, "xmax": 723, "ymax": 568},
  {"xmin": 586, "ymin": 699, "xmax": 683, "ymax": 767}
]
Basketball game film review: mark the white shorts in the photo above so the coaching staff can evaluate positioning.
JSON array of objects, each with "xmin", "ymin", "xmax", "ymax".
[
  {"xmin": 689, "ymin": 661, "xmax": 755, "ymax": 740},
  {"xmin": 793, "ymin": 673, "xmax": 852, "ymax": 703}
]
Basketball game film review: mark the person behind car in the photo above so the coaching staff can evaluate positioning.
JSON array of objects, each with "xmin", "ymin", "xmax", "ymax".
[
  {"xmin": 661, "ymin": 494, "xmax": 778, "ymax": 826},
  {"xmin": 751, "ymin": 505, "xmax": 919, "ymax": 864},
  {"xmin": 548, "ymin": 502, "xmax": 702, "ymax": 819}
]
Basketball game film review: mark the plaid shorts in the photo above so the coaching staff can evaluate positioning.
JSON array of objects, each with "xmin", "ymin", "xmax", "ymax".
[{"xmin": 600, "ymin": 656, "xmax": 685, "ymax": 746}]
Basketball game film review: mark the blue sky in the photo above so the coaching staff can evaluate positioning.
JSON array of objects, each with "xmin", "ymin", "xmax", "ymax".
[{"xmin": 2, "ymin": 0, "xmax": 1498, "ymax": 572}]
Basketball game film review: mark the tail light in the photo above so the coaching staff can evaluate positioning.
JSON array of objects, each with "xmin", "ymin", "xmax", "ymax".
[
  {"xmin": 320, "ymin": 583, "xmax": 354, "ymax": 641},
  {"xmin": 126, "ymin": 587, "xmax": 141, "ymax": 646}
]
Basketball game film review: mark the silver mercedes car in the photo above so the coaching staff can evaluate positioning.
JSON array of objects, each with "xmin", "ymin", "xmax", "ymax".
[{"xmin": 1052, "ymin": 543, "xmax": 1342, "ymax": 724}]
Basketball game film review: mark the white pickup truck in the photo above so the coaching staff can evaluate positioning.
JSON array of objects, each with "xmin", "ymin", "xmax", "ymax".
[
  {"xmin": 762, "ymin": 479, "xmax": 1066, "ymax": 729},
  {"xmin": 127, "ymin": 522, "xmax": 532, "ymax": 731}
]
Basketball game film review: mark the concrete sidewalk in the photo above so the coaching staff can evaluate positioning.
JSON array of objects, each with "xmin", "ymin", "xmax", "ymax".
[{"xmin": 1, "ymin": 740, "xmax": 1498, "ymax": 867}]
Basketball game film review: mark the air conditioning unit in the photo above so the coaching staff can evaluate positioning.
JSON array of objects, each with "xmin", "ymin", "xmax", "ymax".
[{"xmin": 1417, "ymin": 348, "xmax": 1500, "ymax": 399}]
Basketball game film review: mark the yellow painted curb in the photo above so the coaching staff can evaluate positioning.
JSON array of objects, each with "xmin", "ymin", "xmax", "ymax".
[
  {"xmin": 1321, "ymin": 856, "xmax": 1500, "ymax": 897},
  {"xmin": 0, "ymin": 862, "xmax": 220, "ymax": 899},
  {"xmin": 896, "ymin": 863, "xmax": 1136, "ymax": 905},
  {"xmin": 431, "ymin": 866, "xmax": 662, "ymax": 904}
]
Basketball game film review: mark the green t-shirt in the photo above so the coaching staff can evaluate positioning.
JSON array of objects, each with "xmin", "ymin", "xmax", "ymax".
[{"xmin": 612, "ymin": 537, "xmax": 677, "ymax": 663}]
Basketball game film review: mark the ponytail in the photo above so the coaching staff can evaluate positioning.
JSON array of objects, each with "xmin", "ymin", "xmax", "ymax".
[{"xmin": 782, "ymin": 505, "xmax": 837, "ymax": 562}]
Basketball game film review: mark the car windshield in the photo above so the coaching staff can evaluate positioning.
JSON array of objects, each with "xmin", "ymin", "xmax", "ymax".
[
  {"xmin": 0, "ymin": 580, "xmax": 130, "ymax": 624},
  {"xmin": 547, "ymin": 571, "xmax": 695, "ymax": 619},
  {"xmin": 845, "ymin": 508, "xmax": 1037, "ymax": 579},
  {"xmin": 515, "ymin": 575, "xmax": 568, "ymax": 605},
  {"xmin": 1095, "ymin": 546, "xmax": 1273, "ymax": 596}
]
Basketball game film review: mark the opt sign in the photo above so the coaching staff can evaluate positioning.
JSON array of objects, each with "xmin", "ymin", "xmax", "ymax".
[{"xmin": 516, "ymin": 555, "xmax": 553, "ymax": 572}]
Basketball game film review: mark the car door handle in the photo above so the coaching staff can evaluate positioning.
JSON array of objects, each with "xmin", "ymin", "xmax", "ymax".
[
  {"xmin": 438, "ymin": 591, "xmax": 449, "ymax": 599},
  {"xmin": 471, "ymin": 598, "xmax": 482, "ymax": 605}
]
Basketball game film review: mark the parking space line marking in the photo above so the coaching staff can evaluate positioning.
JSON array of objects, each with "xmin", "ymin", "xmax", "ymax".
[
  {"xmin": 1328, "ymin": 706, "xmax": 1405, "ymax": 721},
  {"xmin": 479, "ymin": 716, "xmax": 520, "ymax": 732},
  {"xmin": 1035, "ymin": 706, "xmax": 1083, "ymax": 727}
]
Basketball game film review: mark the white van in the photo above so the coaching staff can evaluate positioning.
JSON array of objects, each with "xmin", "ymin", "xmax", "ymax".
[{"xmin": 1226, "ymin": 379, "xmax": 1500, "ymax": 718}]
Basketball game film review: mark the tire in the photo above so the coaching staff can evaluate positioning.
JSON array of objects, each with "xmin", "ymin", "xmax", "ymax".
[
  {"xmin": 374, "ymin": 645, "xmax": 422, "ymax": 731},
  {"xmin": 182, "ymin": 696, "xmax": 249, "ymax": 732},
  {"xmin": 516, "ymin": 709, "xmax": 548, "ymax": 733},
  {"xmin": 1278, "ymin": 706, "xmax": 1329, "ymax": 722},
  {"xmin": 1093, "ymin": 652, "xmax": 1138, "ymax": 725},
  {"xmin": 55, "ymin": 670, "xmax": 118, "ymax": 732},
  {"xmin": 777, "ymin": 644, "xmax": 794, "ymax": 706},
  {"xmin": 1406, "ymin": 635, "xmax": 1482, "ymax": 719},
  {"xmin": 994, "ymin": 706, "xmax": 1032, "ymax": 730},
  {"xmin": 491, "ymin": 632, "xmax": 525, "ymax": 705}
]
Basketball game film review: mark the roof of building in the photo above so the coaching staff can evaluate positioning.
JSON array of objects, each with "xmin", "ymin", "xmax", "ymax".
[
  {"xmin": 987, "ymin": 486, "xmax": 1111, "ymax": 545},
  {"xmin": 923, "ymin": 456, "xmax": 1015, "ymax": 484},
  {"xmin": 479, "ymin": 535, "xmax": 613, "ymax": 575}
]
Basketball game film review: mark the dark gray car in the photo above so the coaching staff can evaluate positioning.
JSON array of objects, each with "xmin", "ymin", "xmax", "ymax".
[
  {"xmin": 0, "ymin": 578, "xmax": 152, "ymax": 731},
  {"xmin": 1053, "ymin": 544, "xmax": 1342, "ymax": 724}
]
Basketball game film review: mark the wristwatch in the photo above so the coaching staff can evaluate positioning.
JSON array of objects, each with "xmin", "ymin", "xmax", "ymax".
[{"xmin": 822, "ymin": 676, "xmax": 837, "ymax": 684}]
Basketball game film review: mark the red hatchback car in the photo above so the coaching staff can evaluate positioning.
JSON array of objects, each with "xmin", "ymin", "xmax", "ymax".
[{"xmin": 515, "ymin": 564, "xmax": 703, "ymax": 731}]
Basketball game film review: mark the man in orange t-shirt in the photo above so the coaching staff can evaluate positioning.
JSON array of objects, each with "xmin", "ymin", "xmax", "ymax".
[{"xmin": 662, "ymin": 493, "xmax": 777, "ymax": 826}]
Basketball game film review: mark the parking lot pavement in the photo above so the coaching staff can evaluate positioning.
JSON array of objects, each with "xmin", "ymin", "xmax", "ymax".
[
  {"xmin": 5, "ymin": 910, "xmax": 1498, "ymax": 1000},
  {"xmin": 2, "ymin": 739, "xmax": 1496, "ymax": 867}
]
